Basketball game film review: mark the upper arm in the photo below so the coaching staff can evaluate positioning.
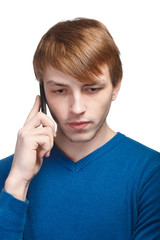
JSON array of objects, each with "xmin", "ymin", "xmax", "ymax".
[{"xmin": 132, "ymin": 165, "xmax": 160, "ymax": 239}]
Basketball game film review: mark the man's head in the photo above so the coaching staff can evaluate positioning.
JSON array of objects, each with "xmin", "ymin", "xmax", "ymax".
[
  {"xmin": 33, "ymin": 18, "xmax": 122, "ymax": 87},
  {"xmin": 33, "ymin": 18, "xmax": 122, "ymax": 144}
]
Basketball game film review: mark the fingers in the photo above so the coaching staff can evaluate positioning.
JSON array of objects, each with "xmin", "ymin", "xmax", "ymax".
[
  {"xmin": 34, "ymin": 135, "xmax": 54, "ymax": 159},
  {"xmin": 33, "ymin": 127, "xmax": 56, "ymax": 148},
  {"xmin": 17, "ymin": 126, "xmax": 54, "ymax": 159},
  {"xmin": 24, "ymin": 96, "xmax": 56, "ymax": 135},
  {"xmin": 33, "ymin": 126, "xmax": 55, "ymax": 138},
  {"xmin": 26, "ymin": 112, "xmax": 55, "ymax": 131},
  {"xmin": 21, "ymin": 95, "xmax": 56, "ymax": 159},
  {"xmin": 24, "ymin": 96, "xmax": 41, "ymax": 125}
]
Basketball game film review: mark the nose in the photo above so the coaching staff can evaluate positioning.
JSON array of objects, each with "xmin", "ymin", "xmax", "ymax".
[{"xmin": 69, "ymin": 92, "xmax": 86, "ymax": 115}]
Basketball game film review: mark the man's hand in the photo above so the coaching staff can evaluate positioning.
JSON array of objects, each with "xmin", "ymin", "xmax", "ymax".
[{"xmin": 4, "ymin": 96, "xmax": 56, "ymax": 201}]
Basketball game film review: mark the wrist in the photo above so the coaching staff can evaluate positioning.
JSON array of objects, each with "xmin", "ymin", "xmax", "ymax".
[{"xmin": 4, "ymin": 174, "xmax": 30, "ymax": 201}]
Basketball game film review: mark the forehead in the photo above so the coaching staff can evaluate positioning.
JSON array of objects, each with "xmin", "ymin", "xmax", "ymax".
[{"xmin": 43, "ymin": 64, "xmax": 111, "ymax": 86}]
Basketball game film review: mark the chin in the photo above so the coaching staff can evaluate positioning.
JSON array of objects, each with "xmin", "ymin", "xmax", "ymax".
[
  {"xmin": 57, "ymin": 119, "xmax": 107, "ymax": 144},
  {"xmin": 61, "ymin": 130, "xmax": 99, "ymax": 143},
  {"xmin": 67, "ymin": 137, "xmax": 94, "ymax": 143}
]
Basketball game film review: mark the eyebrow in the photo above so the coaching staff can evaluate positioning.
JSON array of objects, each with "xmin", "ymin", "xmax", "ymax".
[
  {"xmin": 46, "ymin": 80, "xmax": 106, "ymax": 87},
  {"xmin": 83, "ymin": 82, "xmax": 106, "ymax": 87},
  {"xmin": 83, "ymin": 80, "xmax": 107, "ymax": 88},
  {"xmin": 46, "ymin": 80, "xmax": 68, "ymax": 87}
]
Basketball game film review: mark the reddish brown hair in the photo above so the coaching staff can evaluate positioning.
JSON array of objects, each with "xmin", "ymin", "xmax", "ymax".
[{"xmin": 33, "ymin": 18, "xmax": 122, "ymax": 87}]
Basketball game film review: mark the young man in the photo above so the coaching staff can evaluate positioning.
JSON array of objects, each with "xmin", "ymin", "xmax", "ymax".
[{"xmin": 0, "ymin": 18, "xmax": 160, "ymax": 239}]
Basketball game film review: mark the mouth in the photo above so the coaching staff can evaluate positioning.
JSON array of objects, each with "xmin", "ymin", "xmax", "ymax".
[{"xmin": 67, "ymin": 121, "xmax": 91, "ymax": 130}]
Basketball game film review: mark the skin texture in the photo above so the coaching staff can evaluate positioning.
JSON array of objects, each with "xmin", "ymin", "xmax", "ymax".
[
  {"xmin": 43, "ymin": 64, "xmax": 121, "ymax": 161},
  {"xmin": 4, "ymin": 64, "xmax": 121, "ymax": 201}
]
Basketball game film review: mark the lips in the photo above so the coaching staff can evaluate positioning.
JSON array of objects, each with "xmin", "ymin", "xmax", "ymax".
[{"xmin": 68, "ymin": 121, "xmax": 91, "ymax": 130}]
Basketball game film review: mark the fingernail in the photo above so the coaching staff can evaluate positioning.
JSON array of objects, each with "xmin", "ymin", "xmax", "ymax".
[
  {"xmin": 47, "ymin": 151, "xmax": 50, "ymax": 157},
  {"xmin": 54, "ymin": 133, "xmax": 57, "ymax": 137}
]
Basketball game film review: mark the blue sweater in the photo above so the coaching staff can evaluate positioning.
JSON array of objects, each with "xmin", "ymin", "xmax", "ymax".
[{"xmin": 0, "ymin": 132, "xmax": 160, "ymax": 239}]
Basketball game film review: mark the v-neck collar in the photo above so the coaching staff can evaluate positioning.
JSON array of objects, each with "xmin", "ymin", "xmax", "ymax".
[{"xmin": 50, "ymin": 132, "xmax": 125, "ymax": 173}]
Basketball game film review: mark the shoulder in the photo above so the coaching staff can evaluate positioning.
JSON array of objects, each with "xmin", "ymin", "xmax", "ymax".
[
  {"xmin": 119, "ymin": 133, "xmax": 160, "ymax": 181},
  {"xmin": 120, "ymin": 133, "xmax": 160, "ymax": 162}
]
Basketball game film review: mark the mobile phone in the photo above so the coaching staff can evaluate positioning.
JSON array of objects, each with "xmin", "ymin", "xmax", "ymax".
[{"xmin": 39, "ymin": 83, "xmax": 47, "ymax": 114}]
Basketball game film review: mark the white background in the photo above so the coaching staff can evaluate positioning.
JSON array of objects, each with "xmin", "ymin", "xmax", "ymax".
[{"xmin": 0, "ymin": 0, "xmax": 159, "ymax": 159}]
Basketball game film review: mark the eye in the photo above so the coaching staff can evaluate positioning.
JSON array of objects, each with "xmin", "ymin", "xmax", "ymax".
[
  {"xmin": 57, "ymin": 89, "xmax": 65, "ymax": 93},
  {"xmin": 52, "ymin": 89, "xmax": 66, "ymax": 94},
  {"xmin": 86, "ymin": 88, "xmax": 100, "ymax": 93},
  {"xmin": 90, "ymin": 88, "xmax": 98, "ymax": 91}
]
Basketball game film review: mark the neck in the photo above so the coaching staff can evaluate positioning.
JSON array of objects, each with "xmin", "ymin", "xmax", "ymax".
[{"xmin": 55, "ymin": 123, "xmax": 116, "ymax": 162}]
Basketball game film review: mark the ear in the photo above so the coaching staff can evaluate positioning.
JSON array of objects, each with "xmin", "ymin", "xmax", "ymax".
[{"xmin": 112, "ymin": 80, "xmax": 121, "ymax": 101}]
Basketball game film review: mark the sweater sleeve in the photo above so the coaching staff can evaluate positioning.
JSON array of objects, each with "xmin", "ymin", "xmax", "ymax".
[
  {"xmin": 132, "ymin": 157, "xmax": 160, "ymax": 239},
  {"xmin": 0, "ymin": 156, "xmax": 29, "ymax": 240},
  {"xmin": 0, "ymin": 189, "xmax": 29, "ymax": 240}
]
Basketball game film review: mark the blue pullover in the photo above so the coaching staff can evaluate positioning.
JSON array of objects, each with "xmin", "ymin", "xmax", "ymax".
[{"xmin": 0, "ymin": 132, "xmax": 160, "ymax": 239}]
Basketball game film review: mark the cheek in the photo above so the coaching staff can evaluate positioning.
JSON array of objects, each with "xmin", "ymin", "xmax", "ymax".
[
  {"xmin": 93, "ymin": 93, "xmax": 113, "ymax": 113},
  {"xmin": 48, "ymin": 102, "xmax": 62, "ymax": 114},
  {"xmin": 47, "ymin": 98, "xmax": 67, "ymax": 122}
]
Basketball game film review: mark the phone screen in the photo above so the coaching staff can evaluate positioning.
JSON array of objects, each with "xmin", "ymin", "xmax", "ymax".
[{"xmin": 39, "ymin": 83, "xmax": 47, "ymax": 114}]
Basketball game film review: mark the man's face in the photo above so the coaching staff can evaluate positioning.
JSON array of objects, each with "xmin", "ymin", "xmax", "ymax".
[{"xmin": 43, "ymin": 65, "xmax": 120, "ymax": 143}]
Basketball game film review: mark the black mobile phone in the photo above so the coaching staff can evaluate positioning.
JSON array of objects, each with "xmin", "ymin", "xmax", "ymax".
[{"xmin": 39, "ymin": 83, "xmax": 47, "ymax": 114}]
